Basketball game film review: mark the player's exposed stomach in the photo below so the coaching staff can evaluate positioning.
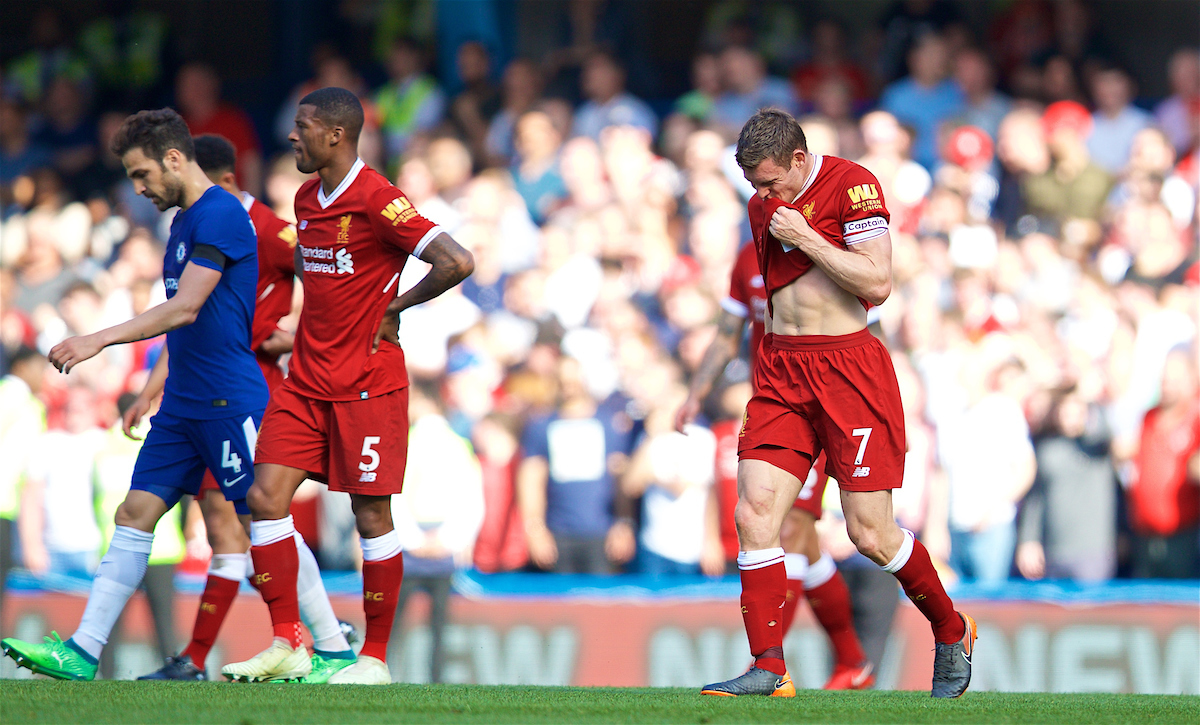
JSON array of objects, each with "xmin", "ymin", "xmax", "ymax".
[{"xmin": 767, "ymin": 267, "xmax": 868, "ymax": 337}]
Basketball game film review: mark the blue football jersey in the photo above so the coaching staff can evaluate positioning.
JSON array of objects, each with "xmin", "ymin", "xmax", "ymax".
[{"xmin": 160, "ymin": 185, "xmax": 268, "ymax": 419}]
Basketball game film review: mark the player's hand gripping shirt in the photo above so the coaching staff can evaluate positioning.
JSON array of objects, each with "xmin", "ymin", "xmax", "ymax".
[
  {"xmin": 723, "ymin": 241, "xmax": 768, "ymax": 357},
  {"xmin": 243, "ymin": 193, "xmax": 298, "ymax": 352},
  {"xmin": 747, "ymin": 155, "xmax": 890, "ymax": 315},
  {"xmin": 289, "ymin": 158, "xmax": 442, "ymax": 401},
  {"xmin": 161, "ymin": 185, "xmax": 268, "ymax": 419}
]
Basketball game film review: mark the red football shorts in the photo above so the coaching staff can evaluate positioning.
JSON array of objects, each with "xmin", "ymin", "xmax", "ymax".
[
  {"xmin": 739, "ymin": 329, "xmax": 905, "ymax": 493},
  {"xmin": 255, "ymin": 383, "xmax": 410, "ymax": 495},
  {"xmin": 791, "ymin": 451, "xmax": 829, "ymax": 518}
]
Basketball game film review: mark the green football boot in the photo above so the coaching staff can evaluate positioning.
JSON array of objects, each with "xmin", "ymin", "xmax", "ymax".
[
  {"xmin": 2, "ymin": 632, "xmax": 97, "ymax": 681},
  {"xmin": 295, "ymin": 652, "xmax": 356, "ymax": 683}
]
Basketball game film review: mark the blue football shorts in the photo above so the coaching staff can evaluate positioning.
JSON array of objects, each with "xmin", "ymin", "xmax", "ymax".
[{"xmin": 130, "ymin": 409, "xmax": 264, "ymax": 514}]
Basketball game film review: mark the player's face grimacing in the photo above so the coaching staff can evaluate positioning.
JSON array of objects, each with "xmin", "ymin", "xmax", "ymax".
[
  {"xmin": 289, "ymin": 104, "xmax": 332, "ymax": 174},
  {"xmin": 744, "ymin": 149, "xmax": 809, "ymax": 202},
  {"xmin": 122, "ymin": 147, "xmax": 186, "ymax": 211}
]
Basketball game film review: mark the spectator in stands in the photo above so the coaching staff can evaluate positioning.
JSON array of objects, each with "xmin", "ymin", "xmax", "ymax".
[
  {"xmin": 1154, "ymin": 48, "xmax": 1200, "ymax": 156},
  {"xmin": 573, "ymin": 50, "xmax": 657, "ymax": 142},
  {"xmin": 12, "ymin": 211, "xmax": 76, "ymax": 314},
  {"xmin": 472, "ymin": 412, "xmax": 528, "ymax": 573},
  {"xmin": 0, "ymin": 97, "xmax": 52, "ymax": 201},
  {"xmin": 511, "ymin": 110, "xmax": 568, "ymax": 225},
  {"xmin": 1086, "ymin": 66, "xmax": 1152, "ymax": 174},
  {"xmin": 711, "ymin": 44, "xmax": 798, "ymax": 137},
  {"xmin": 1126, "ymin": 346, "xmax": 1200, "ymax": 579},
  {"xmin": 857, "ymin": 110, "xmax": 932, "ymax": 235},
  {"xmin": 704, "ymin": 379, "xmax": 752, "ymax": 576},
  {"xmin": 32, "ymin": 76, "xmax": 95, "ymax": 181},
  {"xmin": 623, "ymin": 385, "xmax": 716, "ymax": 575},
  {"xmin": 175, "ymin": 63, "xmax": 263, "ymax": 195},
  {"xmin": 1023, "ymin": 100, "xmax": 1112, "ymax": 224},
  {"xmin": 448, "ymin": 41, "xmax": 502, "ymax": 169},
  {"xmin": 20, "ymin": 386, "xmax": 105, "ymax": 577},
  {"xmin": 809, "ymin": 78, "xmax": 865, "ymax": 161},
  {"xmin": 376, "ymin": 37, "xmax": 446, "ymax": 162},
  {"xmin": 942, "ymin": 356, "xmax": 1036, "ymax": 583},
  {"xmin": 0, "ymin": 346, "xmax": 47, "ymax": 626},
  {"xmin": 880, "ymin": 32, "xmax": 965, "ymax": 170},
  {"xmin": 791, "ymin": 20, "xmax": 870, "ymax": 106},
  {"xmin": 484, "ymin": 59, "xmax": 545, "ymax": 167},
  {"xmin": 673, "ymin": 52, "xmax": 721, "ymax": 124},
  {"xmin": 390, "ymin": 381, "xmax": 484, "ymax": 683},
  {"xmin": 517, "ymin": 356, "xmax": 633, "ymax": 574},
  {"xmin": 991, "ymin": 107, "xmax": 1049, "ymax": 232},
  {"xmin": 1017, "ymin": 388, "xmax": 1118, "ymax": 582},
  {"xmin": 953, "ymin": 47, "xmax": 1010, "ymax": 142}
]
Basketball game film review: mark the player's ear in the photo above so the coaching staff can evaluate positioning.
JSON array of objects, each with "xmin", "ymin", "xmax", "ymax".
[
  {"xmin": 163, "ymin": 148, "xmax": 183, "ymax": 173},
  {"xmin": 221, "ymin": 171, "xmax": 237, "ymax": 187},
  {"xmin": 329, "ymin": 125, "xmax": 344, "ymax": 147}
]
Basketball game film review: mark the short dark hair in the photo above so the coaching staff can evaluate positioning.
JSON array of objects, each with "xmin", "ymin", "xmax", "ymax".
[
  {"xmin": 7, "ymin": 345, "xmax": 41, "ymax": 370},
  {"xmin": 111, "ymin": 108, "xmax": 195, "ymax": 162},
  {"xmin": 299, "ymin": 87, "xmax": 364, "ymax": 141},
  {"xmin": 735, "ymin": 108, "xmax": 808, "ymax": 170},
  {"xmin": 193, "ymin": 134, "xmax": 237, "ymax": 176}
]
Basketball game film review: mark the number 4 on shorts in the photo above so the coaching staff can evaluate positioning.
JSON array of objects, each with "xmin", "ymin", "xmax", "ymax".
[{"xmin": 851, "ymin": 427, "xmax": 872, "ymax": 478}]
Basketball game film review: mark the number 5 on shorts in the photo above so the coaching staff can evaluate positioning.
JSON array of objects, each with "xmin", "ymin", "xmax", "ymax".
[{"xmin": 359, "ymin": 436, "xmax": 381, "ymax": 472}]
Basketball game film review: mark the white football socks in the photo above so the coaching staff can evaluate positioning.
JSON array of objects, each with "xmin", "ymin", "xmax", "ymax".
[
  {"xmin": 294, "ymin": 532, "xmax": 350, "ymax": 653},
  {"xmin": 71, "ymin": 526, "xmax": 154, "ymax": 659}
]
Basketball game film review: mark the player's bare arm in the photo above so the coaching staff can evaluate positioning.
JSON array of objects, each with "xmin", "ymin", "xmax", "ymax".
[
  {"xmin": 123, "ymin": 347, "xmax": 170, "ymax": 440},
  {"xmin": 768, "ymin": 207, "xmax": 892, "ymax": 306},
  {"xmin": 49, "ymin": 261, "xmax": 222, "ymax": 374},
  {"xmin": 258, "ymin": 328, "xmax": 295, "ymax": 357},
  {"xmin": 675, "ymin": 308, "xmax": 747, "ymax": 432},
  {"xmin": 372, "ymin": 233, "xmax": 475, "ymax": 351}
]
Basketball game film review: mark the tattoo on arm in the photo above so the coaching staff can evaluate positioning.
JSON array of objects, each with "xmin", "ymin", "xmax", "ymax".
[{"xmin": 388, "ymin": 233, "xmax": 475, "ymax": 314}]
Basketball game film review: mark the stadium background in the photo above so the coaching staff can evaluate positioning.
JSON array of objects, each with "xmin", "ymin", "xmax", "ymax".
[{"xmin": 0, "ymin": 0, "xmax": 1197, "ymax": 693}]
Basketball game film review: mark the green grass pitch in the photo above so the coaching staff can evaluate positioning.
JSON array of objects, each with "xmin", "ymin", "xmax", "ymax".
[{"xmin": 1, "ymin": 681, "xmax": 1197, "ymax": 724}]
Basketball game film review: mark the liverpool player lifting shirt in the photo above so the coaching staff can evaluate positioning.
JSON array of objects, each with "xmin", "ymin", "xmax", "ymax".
[{"xmin": 700, "ymin": 109, "xmax": 975, "ymax": 699}]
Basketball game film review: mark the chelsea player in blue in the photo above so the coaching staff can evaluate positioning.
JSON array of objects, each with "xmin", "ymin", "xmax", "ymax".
[{"xmin": 1, "ymin": 108, "xmax": 268, "ymax": 681}]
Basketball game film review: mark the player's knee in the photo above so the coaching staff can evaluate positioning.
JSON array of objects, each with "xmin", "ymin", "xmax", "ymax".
[
  {"xmin": 245, "ymin": 484, "xmax": 283, "ymax": 519},
  {"xmin": 847, "ymin": 522, "xmax": 885, "ymax": 561},
  {"xmin": 114, "ymin": 498, "xmax": 156, "ymax": 531}
]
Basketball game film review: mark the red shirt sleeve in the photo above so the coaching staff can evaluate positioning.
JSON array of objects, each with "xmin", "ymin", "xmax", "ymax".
[
  {"xmin": 725, "ymin": 243, "xmax": 754, "ymax": 316},
  {"xmin": 367, "ymin": 185, "xmax": 439, "ymax": 257},
  {"xmin": 838, "ymin": 164, "xmax": 891, "ymax": 244}
]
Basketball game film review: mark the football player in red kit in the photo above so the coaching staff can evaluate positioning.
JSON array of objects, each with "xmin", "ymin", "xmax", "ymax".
[
  {"xmin": 678, "ymin": 241, "xmax": 874, "ymax": 690},
  {"xmin": 222, "ymin": 87, "xmax": 473, "ymax": 684},
  {"xmin": 699, "ymin": 109, "xmax": 974, "ymax": 699}
]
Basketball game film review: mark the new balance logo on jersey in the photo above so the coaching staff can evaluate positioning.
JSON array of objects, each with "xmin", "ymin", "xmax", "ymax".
[
  {"xmin": 359, "ymin": 471, "xmax": 377, "ymax": 483},
  {"xmin": 853, "ymin": 466, "xmax": 871, "ymax": 477},
  {"xmin": 335, "ymin": 247, "xmax": 354, "ymax": 274}
]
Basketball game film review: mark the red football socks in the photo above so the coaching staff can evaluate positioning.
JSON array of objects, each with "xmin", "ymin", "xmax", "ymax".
[
  {"xmin": 892, "ymin": 539, "xmax": 964, "ymax": 644},
  {"xmin": 181, "ymin": 575, "xmax": 240, "ymax": 669},
  {"xmin": 739, "ymin": 551, "xmax": 788, "ymax": 676},
  {"xmin": 780, "ymin": 578, "xmax": 805, "ymax": 635},
  {"xmin": 806, "ymin": 571, "xmax": 866, "ymax": 668},
  {"xmin": 250, "ymin": 538, "xmax": 303, "ymax": 648},
  {"xmin": 358, "ymin": 552, "xmax": 404, "ymax": 662}
]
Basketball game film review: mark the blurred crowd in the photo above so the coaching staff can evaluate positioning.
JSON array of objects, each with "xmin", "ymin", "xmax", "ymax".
[{"xmin": 1, "ymin": 0, "xmax": 1198, "ymax": 606}]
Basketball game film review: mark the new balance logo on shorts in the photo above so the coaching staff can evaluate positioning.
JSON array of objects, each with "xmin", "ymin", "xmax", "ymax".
[
  {"xmin": 359, "ymin": 471, "xmax": 377, "ymax": 483},
  {"xmin": 853, "ymin": 466, "xmax": 871, "ymax": 477}
]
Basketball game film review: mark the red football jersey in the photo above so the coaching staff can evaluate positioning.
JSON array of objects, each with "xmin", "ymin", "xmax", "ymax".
[
  {"xmin": 747, "ymin": 154, "xmax": 890, "ymax": 316},
  {"xmin": 723, "ymin": 241, "xmax": 767, "ymax": 358},
  {"xmin": 289, "ymin": 159, "xmax": 441, "ymax": 401},
  {"xmin": 244, "ymin": 194, "xmax": 298, "ymax": 352}
]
